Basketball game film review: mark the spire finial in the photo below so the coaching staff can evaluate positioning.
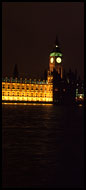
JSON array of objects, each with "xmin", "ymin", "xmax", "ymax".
[
  {"xmin": 55, "ymin": 35, "xmax": 59, "ymax": 47},
  {"xmin": 50, "ymin": 35, "xmax": 62, "ymax": 54}
]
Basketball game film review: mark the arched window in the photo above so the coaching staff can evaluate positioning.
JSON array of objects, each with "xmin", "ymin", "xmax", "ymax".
[
  {"xmin": 22, "ymin": 86, "xmax": 24, "ymax": 89},
  {"xmin": 17, "ymin": 85, "xmax": 19, "ymax": 89},
  {"xmin": 27, "ymin": 86, "xmax": 29, "ymax": 90}
]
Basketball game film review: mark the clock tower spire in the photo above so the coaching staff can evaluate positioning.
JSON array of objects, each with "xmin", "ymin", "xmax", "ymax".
[
  {"xmin": 55, "ymin": 35, "xmax": 59, "ymax": 47},
  {"xmin": 49, "ymin": 37, "xmax": 63, "ymax": 78}
]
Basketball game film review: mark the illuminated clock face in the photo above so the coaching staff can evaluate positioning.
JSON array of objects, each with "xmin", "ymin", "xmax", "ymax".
[
  {"xmin": 56, "ymin": 57, "xmax": 62, "ymax": 63},
  {"xmin": 50, "ymin": 57, "xmax": 54, "ymax": 63}
]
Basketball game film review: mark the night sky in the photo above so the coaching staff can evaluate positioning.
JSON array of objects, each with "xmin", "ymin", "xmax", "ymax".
[{"xmin": 2, "ymin": 2, "xmax": 84, "ymax": 79}]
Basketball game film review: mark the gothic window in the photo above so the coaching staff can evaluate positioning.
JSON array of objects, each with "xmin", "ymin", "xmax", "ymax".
[{"xmin": 17, "ymin": 85, "xmax": 19, "ymax": 89}]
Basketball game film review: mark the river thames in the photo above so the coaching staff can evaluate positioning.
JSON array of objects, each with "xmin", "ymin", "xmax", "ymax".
[{"xmin": 2, "ymin": 103, "xmax": 84, "ymax": 188}]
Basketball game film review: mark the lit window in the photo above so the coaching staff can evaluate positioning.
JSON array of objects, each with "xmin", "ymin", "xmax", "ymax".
[
  {"xmin": 63, "ymin": 89, "xmax": 65, "ymax": 92},
  {"xmin": 79, "ymin": 95, "xmax": 83, "ymax": 99},
  {"xmin": 50, "ymin": 57, "xmax": 54, "ymax": 63},
  {"xmin": 12, "ymin": 85, "xmax": 15, "ymax": 89},
  {"xmin": 55, "ymin": 88, "xmax": 58, "ymax": 91},
  {"xmin": 67, "ymin": 78, "xmax": 69, "ymax": 83}
]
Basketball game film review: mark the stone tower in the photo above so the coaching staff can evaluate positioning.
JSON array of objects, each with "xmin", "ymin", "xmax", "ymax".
[{"xmin": 48, "ymin": 36, "xmax": 63, "ymax": 80}]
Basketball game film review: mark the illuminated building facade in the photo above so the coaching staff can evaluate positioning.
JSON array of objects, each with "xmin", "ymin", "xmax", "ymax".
[
  {"xmin": 75, "ymin": 85, "xmax": 84, "ymax": 103},
  {"xmin": 2, "ymin": 38, "xmax": 63, "ymax": 103},
  {"xmin": 2, "ymin": 78, "xmax": 53, "ymax": 102}
]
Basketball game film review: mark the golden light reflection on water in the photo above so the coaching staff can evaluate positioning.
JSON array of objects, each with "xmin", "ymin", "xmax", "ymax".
[
  {"xmin": 2, "ymin": 102, "xmax": 53, "ymax": 106},
  {"xmin": 78, "ymin": 104, "xmax": 83, "ymax": 107}
]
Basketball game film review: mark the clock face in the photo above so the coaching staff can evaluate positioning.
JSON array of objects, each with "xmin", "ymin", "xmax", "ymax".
[
  {"xmin": 56, "ymin": 57, "xmax": 62, "ymax": 63},
  {"xmin": 50, "ymin": 57, "xmax": 54, "ymax": 63}
]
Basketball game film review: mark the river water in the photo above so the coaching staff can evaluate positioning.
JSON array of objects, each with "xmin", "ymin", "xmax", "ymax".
[{"xmin": 2, "ymin": 103, "xmax": 84, "ymax": 188}]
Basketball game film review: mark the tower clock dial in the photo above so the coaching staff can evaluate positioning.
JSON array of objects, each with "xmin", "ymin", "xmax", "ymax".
[
  {"xmin": 50, "ymin": 57, "xmax": 54, "ymax": 63},
  {"xmin": 56, "ymin": 57, "xmax": 62, "ymax": 63}
]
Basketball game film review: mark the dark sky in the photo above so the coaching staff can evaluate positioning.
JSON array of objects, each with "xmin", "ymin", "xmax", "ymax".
[{"xmin": 2, "ymin": 2, "xmax": 84, "ymax": 79}]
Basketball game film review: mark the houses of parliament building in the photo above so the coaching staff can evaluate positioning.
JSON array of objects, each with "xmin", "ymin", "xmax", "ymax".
[{"xmin": 2, "ymin": 39, "xmax": 63, "ymax": 103}]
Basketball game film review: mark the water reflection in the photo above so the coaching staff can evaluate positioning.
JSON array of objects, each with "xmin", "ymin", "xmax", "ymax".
[
  {"xmin": 78, "ymin": 104, "xmax": 83, "ymax": 107},
  {"xmin": 2, "ymin": 102, "xmax": 53, "ymax": 106},
  {"xmin": 2, "ymin": 104, "xmax": 84, "ymax": 188}
]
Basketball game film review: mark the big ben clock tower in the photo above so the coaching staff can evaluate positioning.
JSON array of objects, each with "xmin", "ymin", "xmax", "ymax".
[{"xmin": 49, "ymin": 37, "xmax": 63, "ymax": 78}]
